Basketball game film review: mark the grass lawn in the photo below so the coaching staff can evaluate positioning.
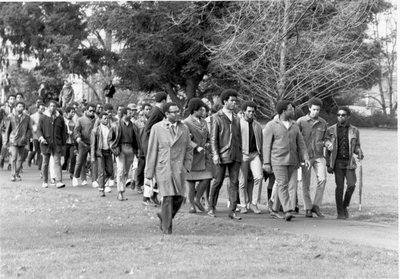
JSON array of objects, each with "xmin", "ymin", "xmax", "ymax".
[{"xmin": 0, "ymin": 128, "xmax": 398, "ymax": 278}]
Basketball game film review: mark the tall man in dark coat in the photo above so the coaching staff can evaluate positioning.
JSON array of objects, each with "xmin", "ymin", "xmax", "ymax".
[
  {"xmin": 208, "ymin": 89, "xmax": 242, "ymax": 220},
  {"xmin": 145, "ymin": 102, "xmax": 193, "ymax": 234},
  {"xmin": 37, "ymin": 100, "xmax": 67, "ymax": 188},
  {"xmin": 141, "ymin": 92, "xmax": 167, "ymax": 206}
]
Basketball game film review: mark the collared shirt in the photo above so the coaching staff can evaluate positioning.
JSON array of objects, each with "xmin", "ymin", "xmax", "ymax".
[
  {"xmin": 222, "ymin": 108, "xmax": 233, "ymax": 122},
  {"xmin": 64, "ymin": 117, "xmax": 75, "ymax": 144},
  {"xmin": 337, "ymin": 124, "xmax": 350, "ymax": 160}
]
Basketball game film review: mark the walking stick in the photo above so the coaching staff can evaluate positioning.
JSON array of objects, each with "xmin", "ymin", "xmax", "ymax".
[{"xmin": 358, "ymin": 160, "xmax": 363, "ymax": 211}]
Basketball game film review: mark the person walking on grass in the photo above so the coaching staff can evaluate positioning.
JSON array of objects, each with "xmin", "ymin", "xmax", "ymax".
[
  {"xmin": 296, "ymin": 98, "xmax": 328, "ymax": 218},
  {"xmin": 27, "ymin": 101, "xmax": 45, "ymax": 169},
  {"xmin": 263, "ymin": 100, "xmax": 310, "ymax": 221},
  {"xmin": 183, "ymin": 98, "xmax": 212, "ymax": 214},
  {"xmin": 238, "ymin": 101, "xmax": 264, "ymax": 214},
  {"xmin": 108, "ymin": 107, "xmax": 140, "ymax": 201},
  {"xmin": 91, "ymin": 112, "xmax": 114, "ymax": 197},
  {"xmin": 208, "ymin": 89, "xmax": 242, "ymax": 220},
  {"xmin": 141, "ymin": 92, "xmax": 167, "ymax": 206},
  {"xmin": 37, "ymin": 100, "xmax": 66, "ymax": 188},
  {"xmin": 62, "ymin": 106, "xmax": 77, "ymax": 179},
  {"xmin": 145, "ymin": 102, "xmax": 193, "ymax": 234},
  {"xmin": 72, "ymin": 103, "xmax": 96, "ymax": 187},
  {"xmin": 325, "ymin": 106, "xmax": 364, "ymax": 219},
  {"xmin": 3, "ymin": 101, "xmax": 32, "ymax": 181}
]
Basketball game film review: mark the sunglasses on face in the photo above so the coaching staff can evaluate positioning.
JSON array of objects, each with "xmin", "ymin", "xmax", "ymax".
[
  {"xmin": 337, "ymin": 114, "xmax": 347, "ymax": 117},
  {"xmin": 88, "ymin": 110, "xmax": 95, "ymax": 113}
]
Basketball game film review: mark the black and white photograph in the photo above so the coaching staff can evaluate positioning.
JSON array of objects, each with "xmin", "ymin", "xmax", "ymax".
[{"xmin": 0, "ymin": 1, "xmax": 397, "ymax": 278}]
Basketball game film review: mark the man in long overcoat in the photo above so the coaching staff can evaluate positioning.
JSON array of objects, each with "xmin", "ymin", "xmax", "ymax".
[{"xmin": 145, "ymin": 102, "xmax": 193, "ymax": 234}]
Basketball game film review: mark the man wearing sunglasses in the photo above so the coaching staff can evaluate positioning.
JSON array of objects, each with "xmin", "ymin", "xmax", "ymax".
[
  {"xmin": 72, "ymin": 103, "xmax": 97, "ymax": 187},
  {"xmin": 325, "ymin": 106, "xmax": 364, "ymax": 219}
]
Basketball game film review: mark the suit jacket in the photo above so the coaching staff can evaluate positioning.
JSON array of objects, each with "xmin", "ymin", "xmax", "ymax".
[
  {"xmin": 263, "ymin": 115, "xmax": 309, "ymax": 167},
  {"xmin": 145, "ymin": 120, "xmax": 193, "ymax": 197}
]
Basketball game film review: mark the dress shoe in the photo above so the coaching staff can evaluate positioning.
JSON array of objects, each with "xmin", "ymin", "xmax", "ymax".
[
  {"xmin": 207, "ymin": 209, "xmax": 216, "ymax": 217},
  {"xmin": 189, "ymin": 206, "xmax": 196, "ymax": 214},
  {"xmin": 228, "ymin": 212, "xmax": 242, "ymax": 220},
  {"xmin": 270, "ymin": 211, "xmax": 284, "ymax": 219},
  {"xmin": 117, "ymin": 192, "xmax": 127, "ymax": 201},
  {"xmin": 194, "ymin": 200, "xmax": 205, "ymax": 212},
  {"xmin": 156, "ymin": 213, "xmax": 162, "ymax": 231},
  {"xmin": 151, "ymin": 196, "xmax": 161, "ymax": 206},
  {"xmin": 311, "ymin": 205, "xmax": 325, "ymax": 217},
  {"xmin": 99, "ymin": 190, "xmax": 105, "ymax": 197},
  {"xmin": 284, "ymin": 212, "xmax": 293, "ymax": 221},
  {"xmin": 305, "ymin": 210, "xmax": 313, "ymax": 218},
  {"xmin": 343, "ymin": 207, "xmax": 349, "ymax": 219},
  {"xmin": 250, "ymin": 203, "xmax": 261, "ymax": 214}
]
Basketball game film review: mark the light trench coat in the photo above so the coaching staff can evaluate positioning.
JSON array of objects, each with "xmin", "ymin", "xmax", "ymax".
[{"xmin": 145, "ymin": 119, "xmax": 193, "ymax": 197}]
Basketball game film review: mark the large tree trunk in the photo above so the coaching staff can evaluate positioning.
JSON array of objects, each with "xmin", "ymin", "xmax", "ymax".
[
  {"xmin": 164, "ymin": 82, "xmax": 184, "ymax": 108},
  {"xmin": 185, "ymin": 76, "xmax": 202, "ymax": 102},
  {"xmin": 277, "ymin": 0, "xmax": 289, "ymax": 101}
]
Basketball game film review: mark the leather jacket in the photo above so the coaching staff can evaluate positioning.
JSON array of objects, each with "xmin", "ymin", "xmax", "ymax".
[{"xmin": 210, "ymin": 110, "xmax": 242, "ymax": 164}]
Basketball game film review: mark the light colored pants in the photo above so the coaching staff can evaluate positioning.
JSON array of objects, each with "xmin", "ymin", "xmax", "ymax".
[
  {"xmin": 116, "ymin": 144, "xmax": 135, "ymax": 193},
  {"xmin": 302, "ymin": 157, "xmax": 327, "ymax": 209},
  {"xmin": 238, "ymin": 153, "xmax": 263, "ymax": 205},
  {"xmin": 9, "ymin": 146, "xmax": 25, "ymax": 177},
  {"xmin": 272, "ymin": 165, "xmax": 298, "ymax": 212}
]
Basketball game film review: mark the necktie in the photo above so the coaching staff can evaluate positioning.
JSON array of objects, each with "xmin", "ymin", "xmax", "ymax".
[{"xmin": 171, "ymin": 125, "xmax": 176, "ymax": 137}]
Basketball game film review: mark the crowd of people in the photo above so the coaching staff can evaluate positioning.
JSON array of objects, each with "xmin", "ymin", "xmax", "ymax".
[{"xmin": 0, "ymin": 89, "xmax": 364, "ymax": 235}]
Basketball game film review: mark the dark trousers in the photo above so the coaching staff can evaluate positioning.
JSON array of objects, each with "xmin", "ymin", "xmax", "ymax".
[
  {"xmin": 210, "ymin": 161, "xmax": 241, "ymax": 213},
  {"xmin": 136, "ymin": 155, "xmax": 145, "ymax": 187},
  {"xmin": 27, "ymin": 139, "xmax": 42, "ymax": 169},
  {"xmin": 161, "ymin": 196, "xmax": 184, "ymax": 234},
  {"xmin": 62, "ymin": 144, "xmax": 76, "ymax": 174},
  {"xmin": 334, "ymin": 159, "xmax": 357, "ymax": 215},
  {"xmin": 97, "ymin": 150, "xmax": 114, "ymax": 190},
  {"xmin": 73, "ymin": 142, "xmax": 90, "ymax": 179}
]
